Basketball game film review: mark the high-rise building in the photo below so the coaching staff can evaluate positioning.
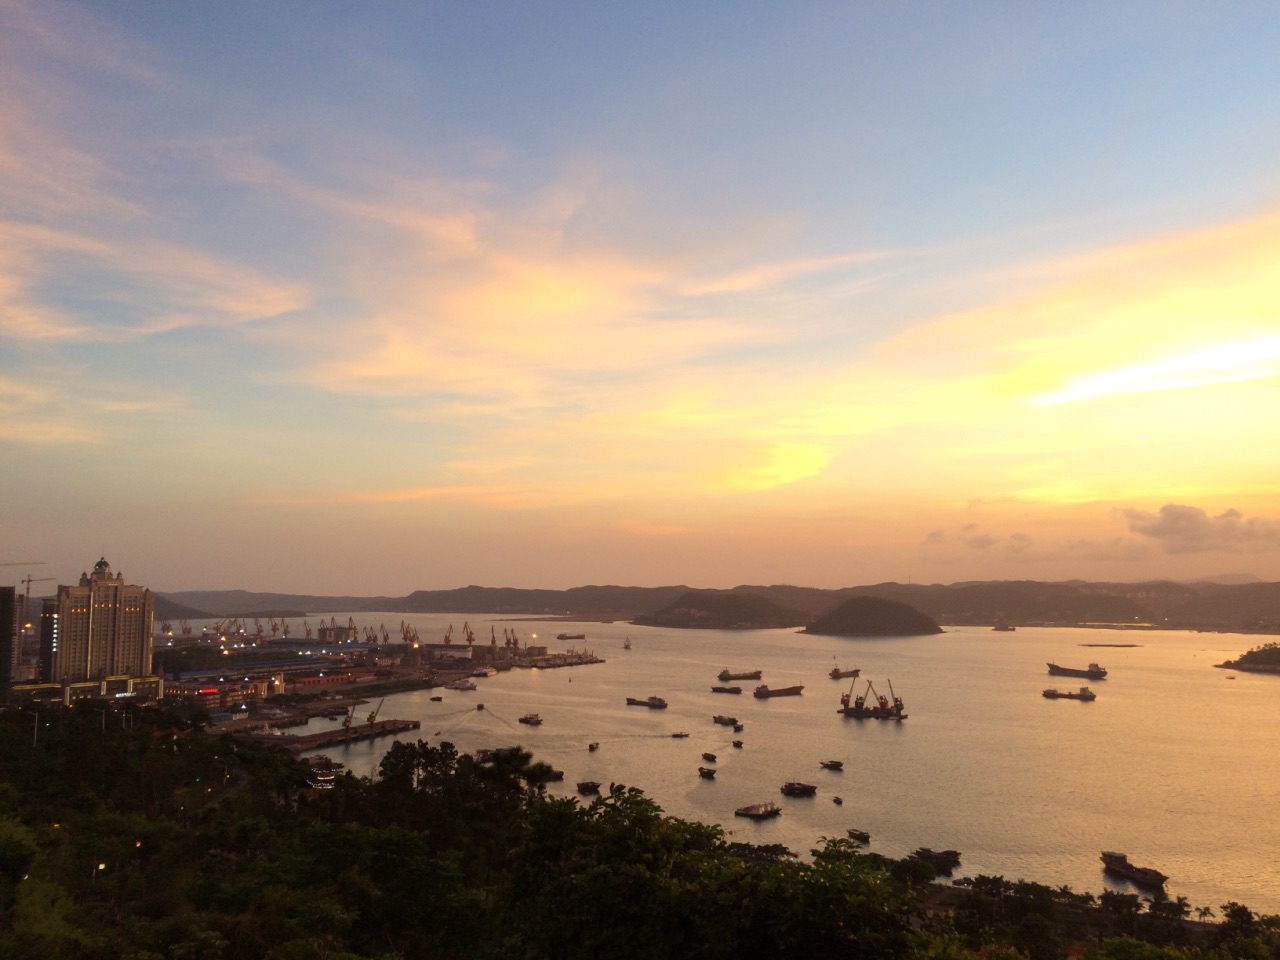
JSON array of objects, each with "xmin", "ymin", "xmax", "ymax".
[
  {"xmin": 38, "ymin": 558, "xmax": 154, "ymax": 683},
  {"xmin": 0, "ymin": 586, "xmax": 14, "ymax": 700}
]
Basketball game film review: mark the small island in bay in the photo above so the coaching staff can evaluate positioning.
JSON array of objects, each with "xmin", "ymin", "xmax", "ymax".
[
  {"xmin": 631, "ymin": 589, "xmax": 806, "ymax": 629},
  {"xmin": 803, "ymin": 596, "xmax": 943, "ymax": 637},
  {"xmin": 1216, "ymin": 641, "xmax": 1280, "ymax": 673}
]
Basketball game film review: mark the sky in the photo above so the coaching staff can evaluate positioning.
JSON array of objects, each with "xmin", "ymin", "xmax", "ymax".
[{"xmin": 3, "ymin": 1, "xmax": 1280, "ymax": 595}]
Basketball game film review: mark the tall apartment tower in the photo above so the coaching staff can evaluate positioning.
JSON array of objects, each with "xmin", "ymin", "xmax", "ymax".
[
  {"xmin": 0, "ymin": 586, "xmax": 14, "ymax": 700},
  {"xmin": 38, "ymin": 558, "xmax": 154, "ymax": 683}
]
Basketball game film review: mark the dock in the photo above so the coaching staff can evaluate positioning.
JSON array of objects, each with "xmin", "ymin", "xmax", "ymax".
[{"xmin": 254, "ymin": 719, "xmax": 421, "ymax": 753}]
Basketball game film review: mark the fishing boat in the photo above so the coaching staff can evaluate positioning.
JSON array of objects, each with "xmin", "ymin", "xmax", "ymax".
[
  {"xmin": 1047, "ymin": 661, "xmax": 1107, "ymax": 680},
  {"xmin": 711, "ymin": 685, "xmax": 742, "ymax": 694},
  {"xmin": 698, "ymin": 766, "xmax": 717, "ymax": 779},
  {"xmin": 829, "ymin": 666, "xmax": 860, "ymax": 680},
  {"xmin": 780, "ymin": 782, "xmax": 817, "ymax": 797},
  {"xmin": 819, "ymin": 760, "xmax": 844, "ymax": 770},
  {"xmin": 1101, "ymin": 851, "xmax": 1167, "ymax": 888},
  {"xmin": 702, "ymin": 752, "xmax": 717, "ymax": 763},
  {"xmin": 734, "ymin": 802, "xmax": 781, "ymax": 820},
  {"xmin": 832, "ymin": 796, "xmax": 843, "ymax": 805},
  {"xmin": 588, "ymin": 742, "xmax": 599, "ymax": 751},
  {"xmin": 428, "ymin": 696, "xmax": 443, "ymax": 702},
  {"xmin": 1042, "ymin": 686, "xmax": 1096, "ymax": 701},
  {"xmin": 718, "ymin": 669, "xmax": 762, "ymax": 682},
  {"xmin": 577, "ymin": 781, "xmax": 601, "ymax": 796},
  {"xmin": 753, "ymin": 684, "xmax": 803, "ymax": 698},
  {"xmin": 517, "ymin": 713, "xmax": 543, "ymax": 725},
  {"xmin": 837, "ymin": 678, "xmax": 906, "ymax": 720},
  {"xmin": 731, "ymin": 739, "xmax": 743, "ymax": 748},
  {"xmin": 625, "ymin": 696, "xmax": 668, "ymax": 709},
  {"xmin": 712, "ymin": 715, "xmax": 738, "ymax": 726}
]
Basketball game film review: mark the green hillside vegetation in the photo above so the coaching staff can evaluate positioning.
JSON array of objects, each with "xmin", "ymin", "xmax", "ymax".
[
  {"xmin": 804, "ymin": 596, "xmax": 944, "ymax": 637},
  {"xmin": 1218, "ymin": 641, "xmax": 1280, "ymax": 672},
  {"xmin": 0, "ymin": 701, "xmax": 1276, "ymax": 959},
  {"xmin": 631, "ymin": 589, "xmax": 807, "ymax": 629}
]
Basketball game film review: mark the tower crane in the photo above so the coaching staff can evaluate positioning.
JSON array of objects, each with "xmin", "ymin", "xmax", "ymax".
[{"xmin": 18, "ymin": 575, "xmax": 55, "ymax": 630}]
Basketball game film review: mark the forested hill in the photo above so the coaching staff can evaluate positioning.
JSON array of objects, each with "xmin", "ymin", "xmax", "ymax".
[{"xmin": 157, "ymin": 579, "xmax": 1280, "ymax": 632}]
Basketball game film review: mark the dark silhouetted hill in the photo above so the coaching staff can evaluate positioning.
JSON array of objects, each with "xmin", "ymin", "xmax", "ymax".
[
  {"xmin": 155, "ymin": 578, "xmax": 1280, "ymax": 632},
  {"xmin": 632, "ymin": 590, "xmax": 807, "ymax": 629},
  {"xmin": 803, "ymin": 596, "xmax": 942, "ymax": 637}
]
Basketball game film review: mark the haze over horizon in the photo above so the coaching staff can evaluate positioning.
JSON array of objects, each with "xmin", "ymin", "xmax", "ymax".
[{"xmin": 4, "ymin": 3, "xmax": 1280, "ymax": 595}]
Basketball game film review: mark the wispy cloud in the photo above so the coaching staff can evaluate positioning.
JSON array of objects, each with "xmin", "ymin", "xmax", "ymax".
[{"xmin": 1124, "ymin": 503, "xmax": 1280, "ymax": 554}]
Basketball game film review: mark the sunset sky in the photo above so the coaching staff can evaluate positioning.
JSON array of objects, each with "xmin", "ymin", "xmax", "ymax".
[{"xmin": 4, "ymin": 2, "xmax": 1280, "ymax": 595}]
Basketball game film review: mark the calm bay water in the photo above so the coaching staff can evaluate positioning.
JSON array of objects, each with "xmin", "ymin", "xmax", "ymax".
[{"xmin": 285, "ymin": 616, "xmax": 1278, "ymax": 914}]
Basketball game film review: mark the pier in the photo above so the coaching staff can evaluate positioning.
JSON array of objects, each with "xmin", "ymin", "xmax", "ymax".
[{"xmin": 253, "ymin": 718, "xmax": 421, "ymax": 753}]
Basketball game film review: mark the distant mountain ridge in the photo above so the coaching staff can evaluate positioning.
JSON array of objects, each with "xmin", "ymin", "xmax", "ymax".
[{"xmin": 156, "ymin": 578, "xmax": 1280, "ymax": 633}]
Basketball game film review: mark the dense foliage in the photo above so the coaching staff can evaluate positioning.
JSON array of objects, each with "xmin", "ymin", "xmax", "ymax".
[{"xmin": 0, "ymin": 701, "xmax": 1276, "ymax": 959}]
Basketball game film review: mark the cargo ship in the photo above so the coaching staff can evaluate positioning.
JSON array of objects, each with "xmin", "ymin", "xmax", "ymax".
[
  {"xmin": 1101, "ymin": 851, "xmax": 1167, "ymax": 888},
  {"xmin": 1047, "ymin": 661, "xmax": 1107, "ymax": 680},
  {"xmin": 718, "ymin": 668, "xmax": 763, "ymax": 681},
  {"xmin": 625, "ymin": 695, "xmax": 668, "ymax": 709},
  {"xmin": 837, "ymin": 679, "xmax": 906, "ymax": 720},
  {"xmin": 1043, "ymin": 686, "xmax": 1096, "ymax": 701},
  {"xmin": 753, "ymin": 685, "xmax": 803, "ymax": 698},
  {"xmin": 829, "ymin": 665, "xmax": 861, "ymax": 680}
]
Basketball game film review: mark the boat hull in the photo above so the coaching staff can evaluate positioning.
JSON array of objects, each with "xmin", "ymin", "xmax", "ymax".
[
  {"xmin": 1047, "ymin": 662, "xmax": 1107, "ymax": 680},
  {"xmin": 754, "ymin": 685, "xmax": 803, "ymax": 698}
]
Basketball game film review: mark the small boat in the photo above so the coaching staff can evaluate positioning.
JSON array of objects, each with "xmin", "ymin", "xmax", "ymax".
[
  {"xmin": 518, "ymin": 713, "xmax": 542, "ymax": 725},
  {"xmin": 671, "ymin": 732, "xmax": 690, "ymax": 738},
  {"xmin": 1101, "ymin": 851, "xmax": 1167, "ymax": 888},
  {"xmin": 626, "ymin": 696, "xmax": 668, "ymax": 709},
  {"xmin": 718, "ymin": 669, "xmax": 762, "ymax": 682},
  {"xmin": 1043, "ymin": 686, "xmax": 1096, "ymax": 701},
  {"xmin": 754, "ymin": 685, "xmax": 803, "ymax": 698},
  {"xmin": 711, "ymin": 685, "xmax": 742, "ymax": 694},
  {"xmin": 444, "ymin": 678, "xmax": 477, "ymax": 691},
  {"xmin": 731, "ymin": 739, "xmax": 743, "ymax": 748},
  {"xmin": 1047, "ymin": 661, "xmax": 1107, "ymax": 680},
  {"xmin": 733, "ymin": 723, "xmax": 744, "ymax": 732},
  {"xmin": 712, "ymin": 715, "xmax": 738, "ymax": 726},
  {"xmin": 429, "ymin": 696, "xmax": 443, "ymax": 702},
  {"xmin": 547, "ymin": 769, "xmax": 565, "ymax": 782},
  {"xmin": 588, "ymin": 742, "xmax": 599, "ymax": 751},
  {"xmin": 735, "ymin": 802, "xmax": 781, "ymax": 820},
  {"xmin": 557, "ymin": 632, "xmax": 586, "ymax": 641},
  {"xmin": 577, "ymin": 781, "xmax": 601, "ymax": 796},
  {"xmin": 993, "ymin": 619, "xmax": 1016, "ymax": 632},
  {"xmin": 780, "ymin": 782, "xmax": 817, "ymax": 797},
  {"xmin": 819, "ymin": 760, "xmax": 844, "ymax": 771},
  {"xmin": 829, "ymin": 666, "xmax": 861, "ymax": 680},
  {"xmin": 476, "ymin": 704, "xmax": 484, "ymax": 711},
  {"xmin": 623, "ymin": 638, "xmax": 631, "ymax": 649},
  {"xmin": 846, "ymin": 829, "xmax": 870, "ymax": 844},
  {"xmin": 702, "ymin": 752, "xmax": 717, "ymax": 763},
  {"xmin": 698, "ymin": 766, "xmax": 717, "ymax": 779},
  {"xmin": 832, "ymin": 796, "xmax": 843, "ymax": 805}
]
